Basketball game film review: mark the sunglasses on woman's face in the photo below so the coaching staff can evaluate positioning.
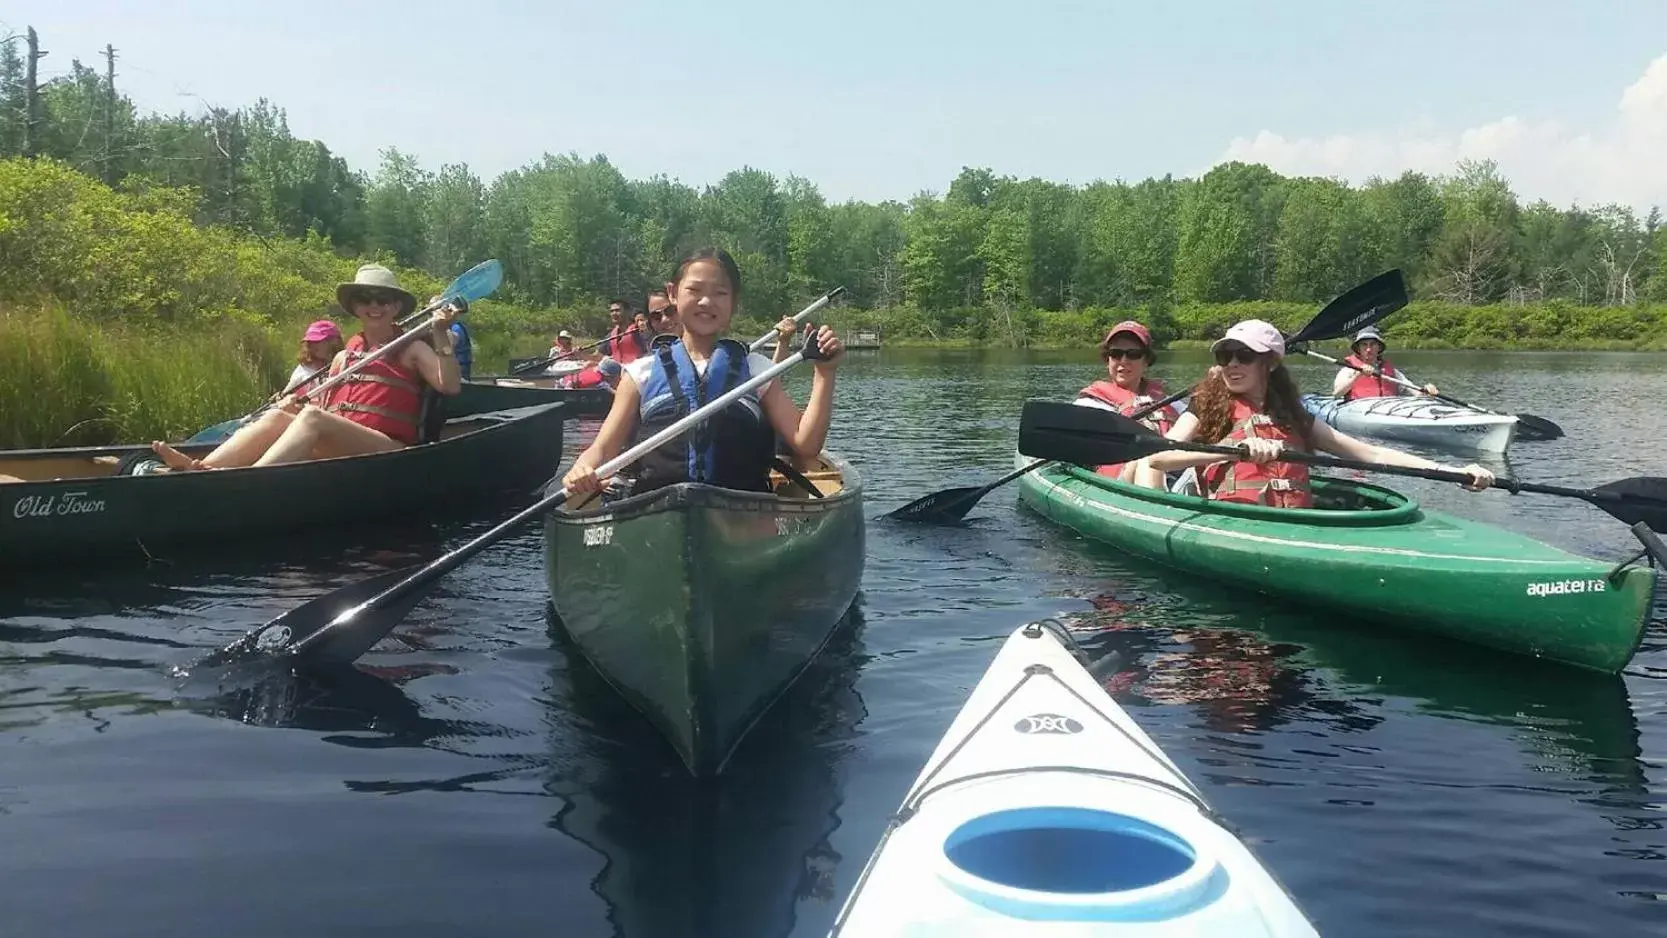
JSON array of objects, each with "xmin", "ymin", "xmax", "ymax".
[
  {"xmin": 353, "ymin": 292, "xmax": 399, "ymax": 307},
  {"xmin": 1214, "ymin": 346, "xmax": 1262, "ymax": 366},
  {"xmin": 1104, "ymin": 347, "xmax": 1146, "ymax": 361}
]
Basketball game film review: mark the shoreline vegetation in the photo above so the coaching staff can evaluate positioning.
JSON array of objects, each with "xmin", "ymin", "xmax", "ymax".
[{"xmin": 0, "ymin": 24, "xmax": 1663, "ymax": 446}]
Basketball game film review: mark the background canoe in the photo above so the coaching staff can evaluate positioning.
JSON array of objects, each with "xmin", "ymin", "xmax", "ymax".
[
  {"xmin": 0, "ymin": 400, "xmax": 569, "ymax": 569},
  {"xmin": 465, "ymin": 377, "xmax": 613, "ymax": 416},
  {"xmin": 543, "ymin": 454, "xmax": 865, "ymax": 775}
]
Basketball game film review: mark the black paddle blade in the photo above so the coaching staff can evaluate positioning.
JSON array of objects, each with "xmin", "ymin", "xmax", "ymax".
[
  {"xmin": 1289, "ymin": 269, "xmax": 1409, "ymax": 345},
  {"xmin": 1512, "ymin": 413, "xmax": 1565, "ymax": 441},
  {"xmin": 191, "ymin": 565, "xmax": 427, "ymax": 671},
  {"xmin": 1590, "ymin": 477, "xmax": 1667, "ymax": 532},
  {"xmin": 1018, "ymin": 400, "xmax": 1167, "ymax": 468},
  {"xmin": 885, "ymin": 486, "xmax": 986, "ymax": 523}
]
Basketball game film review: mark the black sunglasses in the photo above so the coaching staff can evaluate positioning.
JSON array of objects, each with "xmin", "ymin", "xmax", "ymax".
[
  {"xmin": 1213, "ymin": 347, "xmax": 1262, "ymax": 366},
  {"xmin": 1104, "ymin": 348, "xmax": 1147, "ymax": 361}
]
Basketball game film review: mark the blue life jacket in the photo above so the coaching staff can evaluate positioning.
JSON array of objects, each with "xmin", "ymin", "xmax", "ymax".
[
  {"xmin": 633, "ymin": 338, "xmax": 775, "ymax": 494},
  {"xmin": 449, "ymin": 321, "xmax": 473, "ymax": 379}
]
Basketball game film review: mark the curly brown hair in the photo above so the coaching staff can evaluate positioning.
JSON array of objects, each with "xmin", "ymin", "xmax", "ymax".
[{"xmin": 1188, "ymin": 360, "xmax": 1314, "ymax": 447}]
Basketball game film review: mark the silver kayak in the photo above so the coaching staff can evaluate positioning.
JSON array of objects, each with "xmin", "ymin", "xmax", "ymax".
[{"xmin": 1301, "ymin": 393, "xmax": 1518, "ymax": 454}]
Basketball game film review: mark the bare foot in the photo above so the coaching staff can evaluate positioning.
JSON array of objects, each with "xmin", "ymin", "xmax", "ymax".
[{"xmin": 150, "ymin": 441, "xmax": 206, "ymax": 471}]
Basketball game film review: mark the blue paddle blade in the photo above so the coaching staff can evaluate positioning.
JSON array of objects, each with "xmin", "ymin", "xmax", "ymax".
[
  {"xmin": 185, "ymin": 416, "xmax": 249, "ymax": 444},
  {"xmin": 442, "ymin": 259, "xmax": 503, "ymax": 303}
]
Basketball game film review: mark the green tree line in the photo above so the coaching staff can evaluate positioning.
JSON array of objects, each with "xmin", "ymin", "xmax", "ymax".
[{"xmin": 2, "ymin": 27, "xmax": 1666, "ymax": 348}]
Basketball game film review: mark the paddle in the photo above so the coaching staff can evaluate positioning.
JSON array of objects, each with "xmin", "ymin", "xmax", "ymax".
[
  {"xmin": 187, "ymin": 260, "xmax": 504, "ymax": 443},
  {"xmin": 748, "ymin": 286, "xmax": 848, "ymax": 352},
  {"xmin": 1016, "ymin": 400, "xmax": 1667, "ymax": 535},
  {"xmin": 510, "ymin": 326, "xmax": 643, "ymax": 376},
  {"xmin": 1295, "ymin": 346, "xmax": 1565, "ymax": 442},
  {"xmin": 885, "ymin": 269, "xmax": 1412, "ymax": 524},
  {"xmin": 189, "ymin": 335, "xmax": 836, "ymax": 671}
]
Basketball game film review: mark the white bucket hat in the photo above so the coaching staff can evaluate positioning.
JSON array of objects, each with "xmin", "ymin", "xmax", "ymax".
[{"xmin": 336, "ymin": 264, "xmax": 416, "ymax": 317}]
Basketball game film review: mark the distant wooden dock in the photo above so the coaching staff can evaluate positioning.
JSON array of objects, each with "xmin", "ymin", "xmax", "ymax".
[{"xmin": 768, "ymin": 328, "xmax": 881, "ymax": 355}]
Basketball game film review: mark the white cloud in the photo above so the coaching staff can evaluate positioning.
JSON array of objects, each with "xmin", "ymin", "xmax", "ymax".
[{"xmin": 1216, "ymin": 54, "xmax": 1667, "ymax": 210}]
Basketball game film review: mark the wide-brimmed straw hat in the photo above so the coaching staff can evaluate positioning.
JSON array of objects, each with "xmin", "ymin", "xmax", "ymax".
[{"xmin": 336, "ymin": 264, "xmax": 416, "ymax": 316}]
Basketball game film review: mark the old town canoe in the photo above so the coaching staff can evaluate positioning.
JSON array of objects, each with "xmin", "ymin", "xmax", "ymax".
[
  {"xmin": 0, "ymin": 398, "xmax": 569, "ymax": 568},
  {"xmin": 1017, "ymin": 460, "xmax": 1656, "ymax": 674},
  {"xmin": 543, "ymin": 454, "xmax": 865, "ymax": 775}
]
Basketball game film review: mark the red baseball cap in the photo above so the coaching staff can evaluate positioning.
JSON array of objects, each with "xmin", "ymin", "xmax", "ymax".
[{"xmin": 1103, "ymin": 320, "xmax": 1152, "ymax": 348}]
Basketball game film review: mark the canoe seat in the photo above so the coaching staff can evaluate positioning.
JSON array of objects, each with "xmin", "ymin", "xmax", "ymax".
[{"xmin": 770, "ymin": 458, "xmax": 844, "ymax": 499}]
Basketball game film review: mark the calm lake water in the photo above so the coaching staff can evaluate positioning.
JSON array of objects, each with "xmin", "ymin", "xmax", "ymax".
[{"xmin": 2, "ymin": 348, "xmax": 1663, "ymax": 937}]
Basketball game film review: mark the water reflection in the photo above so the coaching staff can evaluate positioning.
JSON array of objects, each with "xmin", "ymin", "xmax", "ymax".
[
  {"xmin": 542, "ymin": 602, "xmax": 868, "ymax": 938},
  {"xmin": 1055, "ymin": 573, "xmax": 1647, "ymax": 803}
]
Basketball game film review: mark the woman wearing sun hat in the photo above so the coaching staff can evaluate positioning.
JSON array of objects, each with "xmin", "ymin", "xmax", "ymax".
[
  {"xmin": 149, "ymin": 264, "xmax": 461, "ymax": 470},
  {"xmin": 1145, "ymin": 319, "xmax": 1493, "ymax": 508},
  {"xmin": 1071, "ymin": 320, "xmax": 1178, "ymax": 486},
  {"xmin": 1330, "ymin": 326, "xmax": 1438, "ymax": 400}
]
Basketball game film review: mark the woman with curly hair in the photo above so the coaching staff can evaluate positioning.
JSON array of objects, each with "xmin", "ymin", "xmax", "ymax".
[{"xmin": 1145, "ymin": 320, "xmax": 1494, "ymax": 507}]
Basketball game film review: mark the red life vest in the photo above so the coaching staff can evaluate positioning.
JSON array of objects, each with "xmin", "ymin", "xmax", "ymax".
[
  {"xmin": 1197, "ymin": 398, "xmax": 1314, "ymax": 509},
  {"xmin": 560, "ymin": 365, "xmax": 606, "ymax": 390},
  {"xmin": 1342, "ymin": 354, "xmax": 1401, "ymax": 401},
  {"xmin": 1076, "ymin": 378, "xmax": 1178, "ymax": 478},
  {"xmin": 602, "ymin": 325, "xmax": 645, "ymax": 365},
  {"xmin": 322, "ymin": 337, "xmax": 426, "ymax": 445}
]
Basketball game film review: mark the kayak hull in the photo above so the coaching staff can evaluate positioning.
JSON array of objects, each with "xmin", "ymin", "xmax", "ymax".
[
  {"xmin": 1018, "ymin": 460, "xmax": 1654, "ymax": 674},
  {"xmin": 543, "ymin": 455, "xmax": 865, "ymax": 775},
  {"xmin": 1301, "ymin": 394, "xmax": 1518, "ymax": 454},
  {"xmin": 829, "ymin": 622, "xmax": 1319, "ymax": 937}
]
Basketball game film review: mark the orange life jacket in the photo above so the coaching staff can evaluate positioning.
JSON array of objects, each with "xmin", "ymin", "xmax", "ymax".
[
  {"xmin": 1197, "ymin": 398, "xmax": 1314, "ymax": 509},
  {"xmin": 1342, "ymin": 354, "xmax": 1402, "ymax": 401},
  {"xmin": 322, "ymin": 337, "xmax": 426, "ymax": 445},
  {"xmin": 1077, "ymin": 378, "xmax": 1178, "ymax": 478},
  {"xmin": 602, "ymin": 325, "xmax": 646, "ymax": 365}
]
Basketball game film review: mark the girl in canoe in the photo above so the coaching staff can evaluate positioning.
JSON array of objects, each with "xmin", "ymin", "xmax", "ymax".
[
  {"xmin": 563, "ymin": 247, "xmax": 844, "ymax": 500},
  {"xmin": 1331, "ymin": 326, "xmax": 1438, "ymax": 401},
  {"xmin": 150, "ymin": 265, "xmax": 462, "ymax": 471},
  {"xmin": 284, "ymin": 320, "xmax": 346, "ymax": 397},
  {"xmin": 1071, "ymin": 320, "xmax": 1179, "ymax": 487},
  {"xmin": 1144, "ymin": 319, "xmax": 1492, "ymax": 506}
]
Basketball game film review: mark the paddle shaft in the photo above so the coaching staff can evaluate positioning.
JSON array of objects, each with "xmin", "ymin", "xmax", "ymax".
[
  {"xmin": 748, "ymin": 286, "xmax": 848, "ymax": 353},
  {"xmin": 289, "ymin": 346, "xmax": 825, "ymax": 655},
  {"xmin": 512, "ymin": 327, "xmax": 643, "ymax": 375},
  {"xmin": 1004, "ymin": 387, "xmax": 1194, "ymax": 488}
]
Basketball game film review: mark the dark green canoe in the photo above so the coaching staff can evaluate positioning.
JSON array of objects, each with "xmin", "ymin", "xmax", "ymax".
[
  {"xmin": 466, "ymin": 376, "xmax": 613, "ymax": 416},
  {"xmin": 543, "ymin": 454, "xmax": 865, "ymax": 775},
  {"xmin": 0, "ymin": 397, "xmax": 569, "ymax": 568},
  {"xmin": 1018, "ymin": 460, "xmax": 1658, "ymax": 674}
]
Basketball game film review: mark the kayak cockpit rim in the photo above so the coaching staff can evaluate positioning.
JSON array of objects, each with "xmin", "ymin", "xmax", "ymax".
[{"xmin": 1055, "ymin": 463, "xmax": 1421, "ymax": 528}]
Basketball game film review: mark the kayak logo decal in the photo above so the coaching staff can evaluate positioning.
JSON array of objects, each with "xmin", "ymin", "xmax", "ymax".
[
  {"xmin": 1526, "ymin": 579, "xmax": 1606, "ymax": 597},
  {"xmin": 583, "ymin": 525, "xmax": 614, "ymax": 547},
  {"xmin": 1014, "ymin": 712, "xmax": 1083, "ymax": 735}
]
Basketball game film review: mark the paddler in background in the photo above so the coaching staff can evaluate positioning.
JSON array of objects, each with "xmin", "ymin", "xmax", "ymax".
[
  {"xmin": 1331, "ymin": 326, "xmax": 1438, "ymax": 401},
  {"xmin": 549, "ymin": 330, "xmax": 576, "ymax": 360},
  {"xmin": 1148, "ymin": 319, "xmax": 1492, "ymax": 506},
  {"xmin": 1071, "ymin": 320, "xmax": 1178, "ymax": 487},
  {"xmin": 600, "ymin": 299, "xmax": 649, "ymax": 364},
  {"xmin": 286, "ymin": 320, "xmax": 345, "ymax": 397}
]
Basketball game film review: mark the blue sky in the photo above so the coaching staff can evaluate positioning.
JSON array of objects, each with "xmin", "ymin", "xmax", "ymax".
[{"xmin": 6, "ymin": 1, "xmax": 1666, "ymax": 208}]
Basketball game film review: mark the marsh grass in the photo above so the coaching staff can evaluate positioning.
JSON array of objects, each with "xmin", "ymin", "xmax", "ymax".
[{"xmin": 0, "ymin": 304, "xmax": 292, "ymax": 447}]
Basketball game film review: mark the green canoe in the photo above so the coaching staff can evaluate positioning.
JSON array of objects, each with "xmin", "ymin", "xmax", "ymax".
[
  {"xmin": 0, "ymin": 395, "xmax": 569, "ymax": 569},
  {"xmin": 543, "ymin": 454, "xmax": 865, "ymax": 775},
  {"xmin": 1018, "ymin": 460, "xmax": 1658, "ymax": 674}
]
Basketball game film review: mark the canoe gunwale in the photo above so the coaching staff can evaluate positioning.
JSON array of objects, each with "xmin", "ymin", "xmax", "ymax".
[{"xmin": 549, "ymin": 452, "xmax": 863, "ymax": 526}]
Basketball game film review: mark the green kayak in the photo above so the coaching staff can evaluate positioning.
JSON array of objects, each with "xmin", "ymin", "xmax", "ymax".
[{"xmin": 1017, "ymin": 460, "xmax": 1658, "ymax": 674}]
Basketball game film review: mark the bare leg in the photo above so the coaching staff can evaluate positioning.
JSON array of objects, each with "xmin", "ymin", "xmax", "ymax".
[
  {"xmin": 151, "ymin": 409, "xmax": 296, "ymax": 471},
  {"xmin": 252, "ymin": 405, "xmax": 403, "ymax": 467}
]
